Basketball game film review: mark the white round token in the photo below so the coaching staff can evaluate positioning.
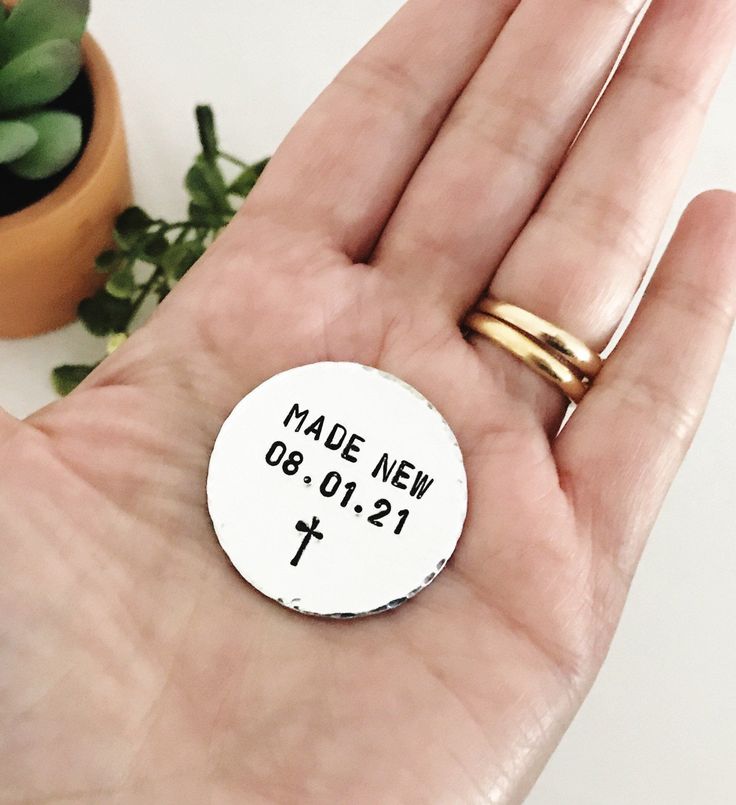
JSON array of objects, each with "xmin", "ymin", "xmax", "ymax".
[{"xmin": 207, "ymin": 362, "xmax": 467, "ymax": 617}]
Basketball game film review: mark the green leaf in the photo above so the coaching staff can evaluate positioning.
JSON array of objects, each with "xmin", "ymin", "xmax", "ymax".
[
  {"xmin": 0, "ymin": 118, "xmax": 38, "ymax": 163},
  {"xmin": 229, "ymin": 166, "xmax": 258, "ymax": 197},
  {"xmin": 0, "ymin": 39, "xmax": 81, "ymax": 114},
  {"xmin": 187, "ymin": 201, "xmax": 224, "ymax": 228},
  {"xmin": 0, "ymin": 6, "xmax": 9, "ymax": 65},
  {"xmin": 141, "ymin": 232, "xmax": 169, "ymax": 262},
  {"xmin": 106, "ymin": 332, "xmax": 127, "ymax": 354},
  {"xmin": 105, "ymin": 264, "xmax": 136, "ymax": 299},
  {"xmin": 195, "ymin": 105, "xmax": 217, "ymax": 162},
  {"xmin": 161, "ymin": 241, "xmax": 204, "ymax": 283},
  {"xmin": 185, "ymin": 156, "xmax": 232, "ymax": 215},
  {"xmin": 251, "ymin": 157, "xmax": 269, "ymax": 177},
  {"xmin": 94, "ymin": 249, "xmax": 124, "ymax": 273},
  {"xmin": 51, "ymin": 362, "xmax": 97, "ymax": 396},
  {"xmin": 114, "ymin": 206, "xmax": 153, "ymax": 248},
  {"xmin": 115, "ymin": 205, "xmax": 153, "ymax": 233},
  {"xmin": 6, "ymin": 109, "xmax": 81, "ymax": 179},
  {"xmin": 77, "ymin": 290, "xmax": 134, "ymax": 336},
  {"xmin": 229, "ymin": 157, "xmax": 268, "ymax": 196},
  {"xmin": 3, "ymin": 0, "xmax": 89, "ymax": 62}
]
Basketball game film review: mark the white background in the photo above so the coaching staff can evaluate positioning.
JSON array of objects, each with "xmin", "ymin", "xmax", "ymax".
[{"xmin": 1, "ymin": 2, "xmax": 734, "ymax": 802}]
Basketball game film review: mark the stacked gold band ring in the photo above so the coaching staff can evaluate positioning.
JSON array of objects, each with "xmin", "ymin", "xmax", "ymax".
[{"xmin": 464, "ymin": 297, "xmax": 603, "ymax": 404}]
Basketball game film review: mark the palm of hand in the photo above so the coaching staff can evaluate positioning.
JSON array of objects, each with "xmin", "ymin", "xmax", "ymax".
[
  {"xmin": 4, "ymin": 2, "xmax": 736, "ymax": 802},
  {"xmin": 4, "ymin": 221, "xmax": 585, "ymax": 802}
]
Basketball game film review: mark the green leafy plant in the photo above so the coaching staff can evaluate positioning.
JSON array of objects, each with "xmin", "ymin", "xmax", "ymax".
[
  {"xmin": 52, "ymin": 105, "xmax": 269, "ymax": 396},
  {"xmin": 0, "ymin": 0, "xmax": 89, "ymax": 179}
]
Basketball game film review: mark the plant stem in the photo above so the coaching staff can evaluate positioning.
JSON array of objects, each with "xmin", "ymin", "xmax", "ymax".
[
  {"xmin": 128, "ymin": 267, "xmax": 163, "ymax": 329},
  {"xmin": 218, "ymin": 151, "xmax": 250, "ymax": 169},
  {"xmin": 151, "ymin": 220, "xmax": 199, "ymax": 232}
]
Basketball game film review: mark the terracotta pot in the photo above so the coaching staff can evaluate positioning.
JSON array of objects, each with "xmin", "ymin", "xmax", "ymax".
[{"xmin": 0, "ymin": 33, "xmax": 132, "ymax": 338}]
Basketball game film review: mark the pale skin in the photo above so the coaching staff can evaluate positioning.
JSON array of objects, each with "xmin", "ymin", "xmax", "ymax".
[{"xmin": 2, "ymin": 0, "xmax": 736, "ymax": 801}]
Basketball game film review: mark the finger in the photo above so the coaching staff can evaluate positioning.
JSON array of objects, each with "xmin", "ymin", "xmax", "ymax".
[
  {"xmin": 242, "ymin": 0, "xmax": 518, "ymax": 259},
  {"xmin": 489, "ymin": 0, "xmax": 736, "ymax": 343},
  {"xmin": 373, "ymin": 0, "xmax": 643, "ymax": 310},
  {"xmin": 555, "ymin": 191, "xmax": 736, "ymax": 577},
  {"xmin": 471, "ymin": 0, "xmax": 736, "ymax": 433}
]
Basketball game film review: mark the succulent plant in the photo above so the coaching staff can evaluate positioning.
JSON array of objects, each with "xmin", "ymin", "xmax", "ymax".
[{"xmin": 0, "ymin": 0, "xmax": 89, "ymax": 180}]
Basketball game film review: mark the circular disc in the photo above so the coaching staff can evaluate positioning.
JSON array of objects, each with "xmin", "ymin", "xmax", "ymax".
[{"xmin": 207, "ymin": 362, "xmax": 467, "ymax": 617}]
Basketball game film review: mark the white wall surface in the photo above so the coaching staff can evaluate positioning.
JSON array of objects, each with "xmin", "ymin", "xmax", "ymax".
[{"xmin": 1, "ymin": 2, "xmax": 734, "ymax": 802}]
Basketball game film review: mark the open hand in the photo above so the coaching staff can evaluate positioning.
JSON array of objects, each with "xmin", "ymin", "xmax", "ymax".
[{"xmin": 3, "ymin": 1, "xmax": 736, "ymax": 801}]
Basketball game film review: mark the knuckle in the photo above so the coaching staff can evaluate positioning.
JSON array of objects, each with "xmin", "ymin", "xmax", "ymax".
[
  {"xmin": 537, "ymin": 189, "xmax": 653, "ymax": 264},
  {"xmin": 650, "ymin": 276, "xmax": 736, "ymax": 335},
  {"xmin": 607, "ymin": 374, "xmax": 701, "ymax": 447},
  {"xmin": 333, "ymin": 55, "xmax": 439, "ymax": 129},
  {"xmin": 616, "ymin": 60, "xmax": 710, "ymax": 116},
  {"xmin": 448, "ymin": 89, "xmax": 555, "ymax": 176}
]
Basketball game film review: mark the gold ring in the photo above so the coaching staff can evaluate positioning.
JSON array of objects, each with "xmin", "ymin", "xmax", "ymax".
[
  {"xmin": 476, "ymin": 297, "xmax": 603, "ymax": 379},
  {"xmin": 465, "ymin": 313, "xmax": 589, "ymax": 403}
]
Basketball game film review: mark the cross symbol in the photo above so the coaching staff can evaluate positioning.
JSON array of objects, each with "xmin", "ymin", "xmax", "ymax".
[{"xmin": 290, "ymin": 515, "xmax": 324, "ymax": 567}]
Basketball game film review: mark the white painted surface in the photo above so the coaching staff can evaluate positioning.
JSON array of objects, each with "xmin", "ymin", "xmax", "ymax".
[
  {"xmin": 207, "ymin": 362, "xmax": 466, "ymax": 616},
  {"xmin": 1, "ymin": 2, "xmax": 734, "ymax": 801}
]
